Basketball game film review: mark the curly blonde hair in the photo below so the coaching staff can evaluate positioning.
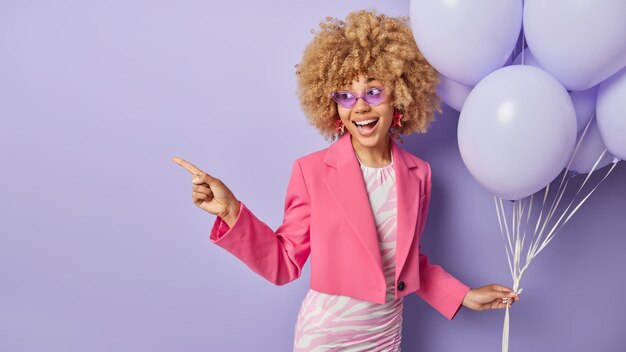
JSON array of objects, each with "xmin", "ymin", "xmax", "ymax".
[{"xmin": 295, "ymin": 9, "xmax": 442, "ymax": 143}]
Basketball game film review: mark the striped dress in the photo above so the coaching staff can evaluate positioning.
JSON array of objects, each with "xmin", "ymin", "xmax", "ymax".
[{"xmin": 293, "ymin": 153, "xmax": 403, "ymax": 351}]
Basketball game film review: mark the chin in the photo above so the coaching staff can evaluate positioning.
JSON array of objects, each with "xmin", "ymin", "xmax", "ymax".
[{"xmin": 350, "ymin": 131, "xmax": 388, "ymax": 148}]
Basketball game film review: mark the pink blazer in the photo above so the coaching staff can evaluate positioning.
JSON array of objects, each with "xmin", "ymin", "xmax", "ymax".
[{"xmin": 210, "ymin": 133, "xmax": 471, "ymax": 320}]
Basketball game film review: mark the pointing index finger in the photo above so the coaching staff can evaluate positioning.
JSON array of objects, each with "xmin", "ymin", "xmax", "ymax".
[{"xmin": 172, "ymin": 156, "xmax": 204, "ymax": 175}]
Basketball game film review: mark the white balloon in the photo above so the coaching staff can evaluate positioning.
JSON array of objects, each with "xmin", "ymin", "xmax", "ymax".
[
  {"xmin": 458, "ymin": 65, "xmax": 577, "ymax": 200},
  {"xmin": 436, "ymin": 74, "xmax": 472, "ymax": 112},
  {"xmin": 570, "ymin": 86, "xmax": 598, "ymax": 132},
  {"xmin": 569, "ymin": 119, "xmax": 615, "ymax": 174},
  {"xmin": 596, "ymin": 67, "xmax": 626, "ymax": 160},
  {"xmin": 524, "ymin": 0, "xmax": 626, "ymax": 90},
  {"xmin": 511, "ymin": 48, "xmax": 598, "ymax": 132},
  {"xmin": 511, "ymin": 49, "xmax": 599, "ymax": 132},
  {"xmin": 410, "ymin": 0, "xmax": 522, "ymax": 86}
]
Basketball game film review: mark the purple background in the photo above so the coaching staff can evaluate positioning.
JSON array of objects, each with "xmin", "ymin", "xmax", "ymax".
[{"xmin": 1, "ymin": 1, "xmax": 624, "ymax": 351}]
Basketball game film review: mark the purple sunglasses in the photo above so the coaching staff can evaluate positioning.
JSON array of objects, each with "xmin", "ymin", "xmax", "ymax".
[{"xmin": 330, "ymin": 87, "xmax": 385, "ymax": 109}]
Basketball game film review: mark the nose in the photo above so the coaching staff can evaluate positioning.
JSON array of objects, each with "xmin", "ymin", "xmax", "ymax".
[{"xmin": 353, "ymin": 96, "xmax": 371, "ymax": 113}]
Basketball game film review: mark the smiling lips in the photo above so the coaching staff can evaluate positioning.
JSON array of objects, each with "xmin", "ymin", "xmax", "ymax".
[{"xmin": 352, "ymin": 117, "xmax": 380, "ymax": 135}]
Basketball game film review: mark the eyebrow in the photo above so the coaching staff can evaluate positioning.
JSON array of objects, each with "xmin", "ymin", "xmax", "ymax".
[{"xmin": 367, "ymin": 77, "xmax": 376, "ymax": 82}]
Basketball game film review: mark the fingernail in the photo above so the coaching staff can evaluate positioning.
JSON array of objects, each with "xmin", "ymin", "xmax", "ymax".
[{"xmin": 192, "ymin": 176, "xmax": 199, "ymax": 183}]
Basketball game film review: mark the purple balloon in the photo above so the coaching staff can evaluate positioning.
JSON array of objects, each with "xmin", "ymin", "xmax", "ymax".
[
  {"xmin": 511, "ymin": 49, "xmax": 598, "ymax": 132},
  {"xmin": 570, "ymin": 86, "xmax": 598, "ymax": 132},
  {"xmin": 524, "ymin": 0, "xmax": 626, "ymax": 91},
  {"xmin": 458, "ymin": 65, "xmax": 577, "ymax": 200},
  {"xmin": 436, "ymin": 73, "xmax": 472, "ymax": 112},
  {"xmin": 569, "ymin": 119, "xmax": 615, "ymax": 174},
  {"xmin": 596, "ymin": 67, "xmax": 626, "ymax": 160},
  {"xmin": 410, "ymin": 0, "xmax": 522, "ymax": 86}
]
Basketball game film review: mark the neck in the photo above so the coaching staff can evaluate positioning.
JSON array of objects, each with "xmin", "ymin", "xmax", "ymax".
[{"xmin": 350, "ymin": 135, "xmax": 392, "ymax": 168}]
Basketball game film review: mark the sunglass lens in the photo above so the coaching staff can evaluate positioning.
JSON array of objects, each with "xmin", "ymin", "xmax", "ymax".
[
  {"xmin": 363, "ymin": 88, "xmax": 384, "ymax": 106},
  {"xmin": 333, "ymin": 92, "xmax": 356, "ymax": 108}
]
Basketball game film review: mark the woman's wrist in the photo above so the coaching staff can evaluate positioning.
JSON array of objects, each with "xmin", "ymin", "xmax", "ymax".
[
  {"xmin": 221, "ymin": 200, "xmax": 241, "ymax": 228},
  {"xmin": 462, "ymin": 289, "xmax": 474, "ymax": 308}
]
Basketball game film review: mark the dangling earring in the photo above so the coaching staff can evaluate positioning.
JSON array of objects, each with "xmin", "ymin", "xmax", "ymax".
[
  {"xmin": 335, "ymin": 119, "xmax": 345, "ymax": 134},
  {"xmin": 392, "ymin": 109, "xmax": 403, "ymax": 128}
]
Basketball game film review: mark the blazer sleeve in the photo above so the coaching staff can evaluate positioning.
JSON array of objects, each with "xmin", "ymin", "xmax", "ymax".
[
  {"xmin": 208, "ymin": 159, "xmax": 311, "ymax": 286},
  {"xmin": 415, "ymin": 162, "xmax": 472, "ymax": 320}
]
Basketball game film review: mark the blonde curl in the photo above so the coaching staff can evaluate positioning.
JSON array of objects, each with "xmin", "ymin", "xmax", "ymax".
[{"xmin": 295, "ymin": 9, "xmax": 442, "ymax": 143}]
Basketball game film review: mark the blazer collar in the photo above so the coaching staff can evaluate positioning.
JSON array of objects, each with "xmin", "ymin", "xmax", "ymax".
[
  {"xmin": 322, "ymin": 133, "xmax": 422, "ymax": 280},
  {"xmin": 323, "ymin": 132, "xmax": 418, "ymax": 169}
]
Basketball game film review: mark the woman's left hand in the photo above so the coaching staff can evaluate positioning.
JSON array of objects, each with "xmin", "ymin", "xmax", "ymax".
[{"xmin": 462, "ymin": 284, "xmax": 520, "ymax": 311}]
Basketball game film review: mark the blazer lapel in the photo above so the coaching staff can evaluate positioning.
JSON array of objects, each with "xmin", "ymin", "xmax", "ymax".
[
  {"xmin": 322, "ymin": 133, "xmax": 422, "ymax": 281},
  {"xmin": 322, "ymin": 133, "xmax": 383, "ymax": 276},
  {"xmin": 391, "ymin": 139, "xmax": 421, "ymax": 280}
]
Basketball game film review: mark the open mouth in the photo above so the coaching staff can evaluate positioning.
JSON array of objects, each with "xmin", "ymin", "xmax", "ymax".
[{"xmin": 353, "ymin": 118, "xmax": 379, "ymax": 134}]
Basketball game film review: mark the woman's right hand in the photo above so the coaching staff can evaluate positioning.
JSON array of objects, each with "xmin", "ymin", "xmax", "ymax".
[{"xmin": 172, "ymin": 156, "xmax": 241, "ymax": 226}]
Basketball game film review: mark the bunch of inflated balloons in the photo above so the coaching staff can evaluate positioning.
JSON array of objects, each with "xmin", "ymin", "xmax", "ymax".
[{"xmin": 410, "ymin": 0, "xmax": 625, "ymax": 201}]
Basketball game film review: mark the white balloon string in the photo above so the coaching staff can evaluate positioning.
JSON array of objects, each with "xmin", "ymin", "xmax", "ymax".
[
  {"xmin": 518, "ymin": 199, "xmax": 527, "ymax": 255},
  {"xmin": 497, "ymin": 116, "xmax": 618, "ymax": 352},
  {"xmin": 520, "ymin": 195, "xmax": 532, "ymax": 266},
  {"xmin": 502, "ymin": 305, "xmax": 510, "ymax": 352},
  {"xmin": 534, "ymin": 115, "xmax": 604, "ymax": 254},
  {"xmin": 500, "ymin": 198, "xmax": 514, "ymax": 256},
  {"xmin": 508, "ymin": 200, "xmax": 519, "ymax": 279},
  {"xmin": 521, "ymin": 23, "xmax": 525, "ymax": 65},
  {"xmin": 495, "ymin": 196, "xmax": 514, "ymax": 277},
  {"xmin": 557, "ymin": 160, "xmax": 618, "ymax": 228},
  {"xmin": 499, "ymin": 198, "xmax": 524, "ymax": 352},
  {"xmin": 514, "ymin": 201, "xmax": 523, "ymax": 273},
  {"xmin": 529, "ymin": 114, "xmax": 594, "ymax": 260},
  {"xmin": 528, "ymin": 184, "xmax": 549, "ymax": 264},
  {"xmin": 538, "ymin": 149, "xmax": 617, "ymax": 253}
]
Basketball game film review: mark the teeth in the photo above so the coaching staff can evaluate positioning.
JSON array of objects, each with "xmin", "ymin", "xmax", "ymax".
[{"xmin": 354, "ymin": 118, "xmax": 378, "ymax": 126}]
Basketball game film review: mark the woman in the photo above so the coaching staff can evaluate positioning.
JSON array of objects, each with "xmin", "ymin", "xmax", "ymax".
[{"xmin": 173, "ymin": 10, "xmax": 519, "ymax": 351}]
